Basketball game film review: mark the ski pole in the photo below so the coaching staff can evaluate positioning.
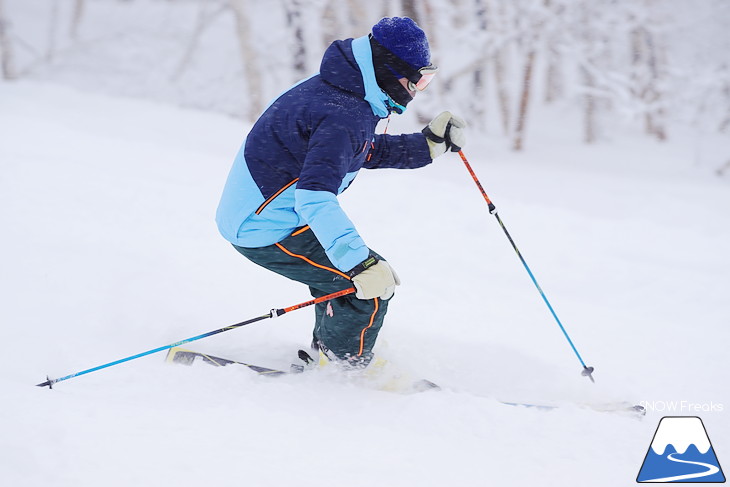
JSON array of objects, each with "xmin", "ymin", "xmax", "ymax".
[
  {"xmin": 456, "ymin": 150, "xmax": 595, "ymax": 383},
  {"xmin": 36, "ymin": 287, "xmax": 356, "ymax": 388}
]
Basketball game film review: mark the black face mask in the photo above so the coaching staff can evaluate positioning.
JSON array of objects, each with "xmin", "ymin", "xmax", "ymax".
[{"xmin": 369, "ymin": 36, "xmax": 421, "ymax": 111}]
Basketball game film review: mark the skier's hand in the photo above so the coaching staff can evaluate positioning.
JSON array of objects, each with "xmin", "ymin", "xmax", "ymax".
[
  {"xmin": 350, "ymin": 259, "xmax": 400, "ymax": 300},
  {"xmin": 422, "ymin": 111, "xmax": 467, "ymax": 158}
]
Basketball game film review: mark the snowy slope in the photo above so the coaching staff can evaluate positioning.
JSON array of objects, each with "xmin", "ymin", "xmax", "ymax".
[{"xmin": 1, "ymin": 82, "xmax": 728, "ymax": 487}]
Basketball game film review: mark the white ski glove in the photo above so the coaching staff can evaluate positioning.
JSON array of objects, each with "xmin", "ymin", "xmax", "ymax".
[
  {"xmin": 422, "ymin": 111, "xmax": 467, "ymax": 159},
  {"xmin": 350, "ymin": 258, "xmax": 400, "ymax": 300}
]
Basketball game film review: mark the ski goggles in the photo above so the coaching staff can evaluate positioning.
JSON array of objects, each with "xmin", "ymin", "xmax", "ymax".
[
  {"xmin": 406, "ymin": 65, "xmax": 438, "ymax": 92},
  {"xmin": 368, "ymin": 35, "xmax": 438, "ymax": 92}
]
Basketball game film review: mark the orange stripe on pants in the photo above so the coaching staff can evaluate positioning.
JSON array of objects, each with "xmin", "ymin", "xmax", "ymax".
[
  {"xmin": 274, "ymin": 242, "xmax": 351, "ymax": 280},
  {"xmin": 358, "ymin": 297, "xmax": 379, "ymax": 356}
]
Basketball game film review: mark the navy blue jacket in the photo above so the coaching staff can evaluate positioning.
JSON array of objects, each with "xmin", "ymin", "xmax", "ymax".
[{"xmin": 216, "ymin": 35, "xmax": 432, "ymax": 272}]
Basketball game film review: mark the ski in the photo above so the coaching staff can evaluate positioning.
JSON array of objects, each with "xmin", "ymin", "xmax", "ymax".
[
  {"xmin": 500, "ymin": 400, "xmax": 646, "ymax": 416},
  {"xmin": 166, "ymin": 347, "xmax": 289, "ymax": 376},
  {"xmin": 166, "ymin": 347, "xmax": 640, "ymax": 413},
  {"xmin": 165, "ymin": 346, "xmax": 439, "ymax": 394}
]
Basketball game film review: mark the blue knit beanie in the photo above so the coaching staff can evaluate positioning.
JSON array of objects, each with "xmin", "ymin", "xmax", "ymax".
[{"xmin": 371, "ymin": 17, "xmax": 430, "ymax": 69}]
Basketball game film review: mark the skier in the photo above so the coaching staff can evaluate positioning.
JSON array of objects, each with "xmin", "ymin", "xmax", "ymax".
[{"xmin": 216, "ymin": 17, "xmax": 466, "ymax": 368}]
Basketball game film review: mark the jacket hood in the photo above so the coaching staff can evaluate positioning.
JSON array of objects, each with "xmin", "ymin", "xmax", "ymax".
[
  {"xmin": 320, "ymin": 39, "xmax": 365, "ymax": 97},
  {"xmin": 320, "ymin": 37, "xmax": 392, "ymax": 118}
]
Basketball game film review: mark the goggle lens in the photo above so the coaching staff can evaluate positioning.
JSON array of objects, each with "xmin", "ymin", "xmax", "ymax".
[{"xmin": 408, "ymin": 66, "xmax": 438, "ymax": 92}]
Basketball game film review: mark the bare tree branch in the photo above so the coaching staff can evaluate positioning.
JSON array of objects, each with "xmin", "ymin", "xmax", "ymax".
[
  {"xmin": 171, "ymin": 2, "xmax": 228, "ymax": 82},
  {"xmin": 70, "ymin": 0, "xmax": 85, "ymax": 40},
  {"xmin": 0, "ymin": 0, "xmax": 17, "ymax": 80},
  {"xmin": 512, "ymin": 49, "xmax": 536, "ymax": 151},
  {"xmin": 229, "ymin": 0, "xmax": 263, "ymax": 120}
]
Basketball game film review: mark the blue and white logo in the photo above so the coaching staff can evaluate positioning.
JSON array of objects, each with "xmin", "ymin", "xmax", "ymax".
[{"xmin": 637, "ymin": 416, "xmax": 725, "ymax": 483}]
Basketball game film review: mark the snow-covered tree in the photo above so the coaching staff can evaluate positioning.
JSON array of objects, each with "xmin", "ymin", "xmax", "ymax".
[
  {"xmin": 1, "ymin": 0, "xmax": 727, "ymax": 155},
  {"xmin": 0, "ymin": 0, "xmax": 17, "ymax": 80}
]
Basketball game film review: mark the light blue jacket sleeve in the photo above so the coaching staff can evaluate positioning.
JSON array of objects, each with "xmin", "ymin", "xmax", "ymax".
[{"xmin": 294, "ymin": 188, "xmax": 369, "ymax": 272}]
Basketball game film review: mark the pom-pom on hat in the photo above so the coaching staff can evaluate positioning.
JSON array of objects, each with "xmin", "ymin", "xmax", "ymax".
[{"xmin": 371, "ymin": 17, "xmax": 430, "ymax": 69}]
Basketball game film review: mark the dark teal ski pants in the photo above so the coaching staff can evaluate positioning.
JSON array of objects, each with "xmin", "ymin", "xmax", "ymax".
[{"xmin": 233, "ymin": 226, "xmax": 389, "ymax": 365}]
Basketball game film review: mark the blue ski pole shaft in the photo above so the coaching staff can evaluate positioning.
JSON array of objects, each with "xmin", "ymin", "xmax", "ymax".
[
  {"xmin": 37, "ymin": 288, "xmax": 356, "ymax": 388},
  {"xmin": 456, "ymin": 150, "xmax": 595, "ymax": 382}
]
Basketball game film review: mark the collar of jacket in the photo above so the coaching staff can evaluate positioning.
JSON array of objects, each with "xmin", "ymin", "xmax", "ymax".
[{"xmin": 351, "ymin": 35, "xmax": 404, "ymax": 118}]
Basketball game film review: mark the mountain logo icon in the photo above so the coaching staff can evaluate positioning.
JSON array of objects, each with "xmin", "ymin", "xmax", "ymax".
[{"xmin": 637, "ymin": 416, "xmax": 725, "ymax": 483}]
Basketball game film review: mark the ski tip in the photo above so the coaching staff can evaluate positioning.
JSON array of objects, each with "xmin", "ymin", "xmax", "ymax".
[
  {"xmin": 166, "ymin": 347, "xmax": 204, "ymax": 366},
  {"xmin": 36, "ymin": 375, "xmax": 53, "ymax": 389},
  {"xmin": 414, "ymin": 379, "xmax": 441, "ymax": 392},
  {"xmin": 631, "ymin": 404, "xmax": 647, "ymax": 416}
]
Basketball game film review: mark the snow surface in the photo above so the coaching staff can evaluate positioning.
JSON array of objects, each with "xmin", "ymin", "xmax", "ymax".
[{"xmin": 1, "ymin": 81, "xmax": 729, "ymax": 486}]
